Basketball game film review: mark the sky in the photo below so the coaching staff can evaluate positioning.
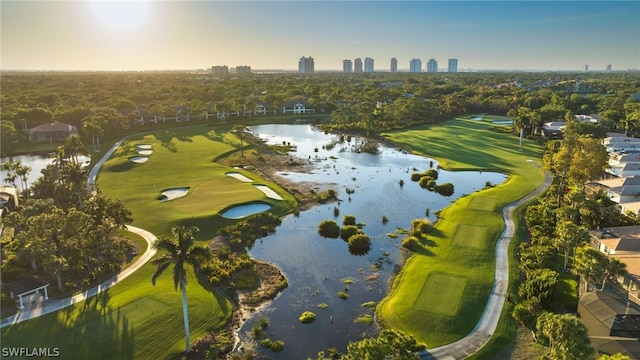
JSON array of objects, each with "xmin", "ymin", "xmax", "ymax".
[{"xmin": 1, "ymin": 1, "xmax": 639, "ymax": 72}]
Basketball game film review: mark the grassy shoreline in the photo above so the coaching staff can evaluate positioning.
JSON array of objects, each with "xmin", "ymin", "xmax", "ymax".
[{"xmin": 377, "ymin": 116, "xmax": 544, "ymax": 350}]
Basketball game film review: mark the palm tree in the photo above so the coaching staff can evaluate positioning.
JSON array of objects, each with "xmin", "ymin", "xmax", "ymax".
[
  {"xmin": 15, "ymin": 162, "xmax": 31, "ymax": 198},
  {"xmin": 231, "ymin": 125, "xmax": 248, "ymax": 157},
  {"xmin": 151, "ymin": 225, "xmax": 211, "ymax": 354},
  {"xmin": 601, "ymin": 258, "xmax": 627, "ymax": 291}
]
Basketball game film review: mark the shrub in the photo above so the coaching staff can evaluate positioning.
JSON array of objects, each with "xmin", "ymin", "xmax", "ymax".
[
  {"xmin": 354, "ymin": 314, "xmax": 374, "ymax": 325},
  {"xmin": 348, "ymin": 233, "xmax": 371, "ymax": 252},
  {"xmin": 402, "ymin": 236, "xmax": 421, "ymax": 251},
  {"xmin": 411, "ymin": 218, "xmax": 433, "ymax": 235},
  {"xmin": 435, "ymin": 182, "xmax": 455, "ymax": 196},
  {"xmin": 418, "ymin": 176, "xmax": 433, "ymax": 189},
  {"xmin": 299, "ymin": 311, "xmax": 316, "ymax": 323},
  {"xmin": 343, "ymin": 214, "xmax": 356, "ymax": 226},
  {"xmin": 340, "ymin": 225, "xmax": 360, "ymax": 241},
  {"xmin": 338, "ymin": 291, "xmax": 349, "ymax": 299},
  {"xmin": 410, "ymin": 172, "xmax": 423, "ymax": 182},
  {"xmin": 318, "ymin": 220, "xmax": 340, "ymax": 238},
  {"xmin": 424, "ymin": 169, "xmax": 438, "ymax": 180},
  {"xmin": 426, "ymin": 179, "xmax": 437, "ymax": 191},
  {"xmin": 381, "ymin": 215, "xmax": 389, "ymax": 224}
]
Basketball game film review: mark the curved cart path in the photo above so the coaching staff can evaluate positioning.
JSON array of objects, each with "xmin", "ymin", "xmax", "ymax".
[
  {"xmin": 419, "ymin": 170, "xmax": 552, "ymax": 360},
  {"xmin": 2, "ymin": 139, "xmax": 158, "ymax": 329}
]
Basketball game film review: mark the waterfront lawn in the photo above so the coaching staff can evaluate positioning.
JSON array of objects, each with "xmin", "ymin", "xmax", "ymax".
[
  {"xmin": 378, "ymin": 116, "xmax": 544, "ymax": 347},
  {"xmin": 96, "ymin": 126, "xmax": 297, "ymax": 239},
  {"xmin": 0, "ymin": 261, "xmax": 232, "ymax": 359}
]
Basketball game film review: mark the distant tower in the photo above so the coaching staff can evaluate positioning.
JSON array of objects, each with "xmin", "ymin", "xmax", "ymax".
[
  {"xmin": 409, "ymin": 59, "xmax": 422, "ymax": 73},
  {"xmin": 354, "ymin": 58, "xmax": 363, "ymax": 73},
  {"xmin": 606, "ymin": 64, "xmax": 612, "ymax": 72},
  {"xmin": 582, "ymin": 64, "xmax": 589, "ymax": 72},
  {"xmin": 343, "ymin": 59, "xmax": 353, "ymax": 73},
  {"xmin": 448, "ymin": 59, "xmax": 458, "ymax": 73},
  {"xmin": 298, "ymin": 56, "xmax": 314, "ymax": 74},
  {"xmin": 364, "ymin": 57, "xmax": 374, "ymax": 72},
  {"xmin": 390, "ymin": 58, "xmax": 398, "ymax": 73},
  {"xmin": 211, "ymin": 65, "xmax": 229, "ymax": 74},
  {"xmin": 235, "ymin": 65, "xmax": 251, "ymax": 73},
  {"xmin": 426, "ymin": 58, "xmax": 438, "ymax": 73}
]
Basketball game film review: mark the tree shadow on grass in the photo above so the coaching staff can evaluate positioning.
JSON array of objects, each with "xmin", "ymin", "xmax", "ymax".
[
  {"xmin": 2, "ymin": 289, "xmax": 134, "ymax": 360},
  {"xmin": 153, "ymin": 130, "xmax": 195, "ymax": 153}
]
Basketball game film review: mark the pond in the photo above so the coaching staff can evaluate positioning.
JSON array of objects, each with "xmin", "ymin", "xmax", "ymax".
[
  {"xmin": 0, "ymin": 153, "xmax": 91, "ymax": 191},
  {"xmin": 235, "ymin": 124, "xmax": 507, "ymax": 359}
]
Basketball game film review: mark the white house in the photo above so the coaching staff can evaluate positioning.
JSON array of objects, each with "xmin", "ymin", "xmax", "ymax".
[
  {"xmin": 282, "ymin": 100, "xmax": 315, "ymax": 114},
  {"xmin": 591, "ymin": 176, "xmax": 640, "ymax": 204}
]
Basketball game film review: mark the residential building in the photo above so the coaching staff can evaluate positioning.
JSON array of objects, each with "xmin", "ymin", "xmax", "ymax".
[
  {"xmin": 448, "ymin": 58, "xmax": 458, "ymax": 73},
  {"xmin": 354, "ymin": 58, "xmax": 363, "ymax": 73},
  {"xmin": 211, "ymin": 65, "xmax": 229, "ymax": 74},
  {"xmin": 540, "ymin": 121, "xmax": 567, "ymax": 139},
  {"xmin": 409, "ymin": 58, "xmax": 422, "ymax": 73},
  {"xmin": 364, "ymin": 57, "xmax": 374, "ymax": 72},
  {"xmin": 607, "ymin": 64, "xmax": 613, "ymax": 72},
  {"xmin": 390, "ymin": 58, "xmax": 398, "ymax": 73},
  {"xmin": 583, "ymin": 64, "xmax": 590, "ymax": 72},
  {"xmin": 589, "ymin": 176, "xmax": 640, "ymax": 204},
  {"xmin": 575, "ymin": 114, "xmax": 601, "ymax": 124},
  {"xmin": 343, "ymin": 59, "xmax": 353, "ymax": 73},
  {"xmin": 298, "ymin": 56, "xmax": 314, "ymax": 74},
  {"xmin": 29, "ymin": 122, "xmax": 79, "ymax": 143},
  {"xmin": 0, "ymin": 187, "xmax": 19, "ymax": 209},
  {"xmin": 235, "ymin": 65, "xmax": 251, "ymax": 74},
  {"xmin": 282, "ymin": 100, "xmax": 315, "ymax": 114},
  {"xmin": 426, "ymin": 58, "xmax": 438, "ymax": 73}
]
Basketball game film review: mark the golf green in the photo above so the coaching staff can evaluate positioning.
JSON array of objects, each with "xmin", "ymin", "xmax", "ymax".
[{"xmin": 452, "ymin": 224, "xmax": 488, "ymax": 248}]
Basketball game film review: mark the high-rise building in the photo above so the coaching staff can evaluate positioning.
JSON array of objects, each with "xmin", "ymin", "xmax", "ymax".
[
  {"xmin": 343, "ymin": 59, "xmax": 353, "ymax": 73},
  {"xmin": 409, "ymin": 59, "xmax": 422, "ymax": 73},
  {"xmin": 235, "ymin": 65, "xmax": 251, "ymax": 73},
  {"xmin": 426, "ymin": 58, "xmax": 438, "ymax": 73},
  {"xmin": 582, "ymin": 64, "xmax": 589, "ymax": 72},
  {"xmin": 299, "ymin": 56, "xmax": 314, "ymax": 74},
  {"xmin": 354, "ymin": 58, "xmax": 363, "ymax": 73},
  {"xmin": 390, "ymin": 58, "xmax": 398, "ymax": 73},
  {"xmin": 211, "ymin": 65, "xmax": 229, "ymax": 74},
  {"xmin": 364, "ymin": 57, "xmax": 374, "ymax": 72},
  {"xmin": 606, "ymin": 64, "xmax": 612, "ymax": 72},
  {"xmin": 448, "ymin": 59, "xmax": 458, "ymax": 73}
]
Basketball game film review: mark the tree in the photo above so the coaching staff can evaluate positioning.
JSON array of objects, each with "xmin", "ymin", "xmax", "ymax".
[
  {"xmin": 231, "ymin": 125, "xmax": 248, "ymax": 157},
  {"xmin": 536, "ymin": 312, "xmax": 594, "ymax": 360},
  {"xmin": 601, "ymin": 257, "xmax": 627, "ymax": 291},
  {"xmin": 518, "ymin": 268, "xmax": 559, "ymax": 310},
  {"xmin": 555, "ymin": 220, "xmax": 589, "ymax": 270},
  {"xmin": 151, "ymin": 225, "xmax": 211, "ymax": 354},
  {"xmin": 318, "ymin": 219, "xmax": 340, "ymax": 238},
  {"xmin": 348, "ymin": 233, "xmax": 371, "ymax": 253},
  {"xmin": 573, "ymin": 245, "xmax": 607, "ymax": 293},
  {"xmin": 15, "ymin": 162, "xmax": 31, "ymax": 197},
  {"xmin": 339, "ymin": 329, "xmax": 422, "ymax": 360}
]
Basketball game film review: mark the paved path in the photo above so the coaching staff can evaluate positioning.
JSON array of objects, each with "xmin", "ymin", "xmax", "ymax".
[
  {"xmin": 2, "ymin": 139, "xmax": 158, "ymax": 329},
  {"xmin": 419, "ymin": 169, "xmax": 552, "ymax": 360}
]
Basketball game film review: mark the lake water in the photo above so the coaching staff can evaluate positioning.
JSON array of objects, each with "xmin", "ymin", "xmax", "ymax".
[
  {"xmin": 236, "ymin": 124, "xmax": 507, "ymax": 358},
  {"xmin": 0, "ymin": 153, "xmax": 91, "ymax": 191}
]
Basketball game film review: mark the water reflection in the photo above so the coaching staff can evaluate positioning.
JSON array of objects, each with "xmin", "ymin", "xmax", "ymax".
[
  {"xmin": 236, "ymin": 124, "xmax": 506, "ymax": 359},
  {"xmin": 1, "ymin": 153, "xmax": 91, "ymax": 191}
]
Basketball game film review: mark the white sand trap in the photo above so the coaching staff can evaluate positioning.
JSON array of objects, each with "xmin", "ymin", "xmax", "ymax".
[
  {"xmin": 255, "ymin": 185, "xmax": 283, "ymax": 200},
  {"xmin": 226, "ymin": 172, "xmax": 253, "ymax": 182},
  {"xmin": 129, "ymin": 156, "xmax": 149, "ymax": 163},
  {"xmin": 159, "ymin": 187, "xmax": 189, "ymax": 201},
  {"xmin": 137, "ymin": 150, "xmax": 153, "ymax": 156},
  {"xmin": 136, "ymin": 144, "xmax": 152, "ymax": 149}
]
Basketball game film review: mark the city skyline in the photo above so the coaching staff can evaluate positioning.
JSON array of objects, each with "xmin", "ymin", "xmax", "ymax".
[{"xmin": 1, "ymin": 1, "xmax": 638, "ymax": 72}]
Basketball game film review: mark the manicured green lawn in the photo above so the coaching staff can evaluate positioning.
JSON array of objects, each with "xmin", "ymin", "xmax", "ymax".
[
  {"xmin": 96, "ymin": 126, "xmax": 297, "ymax": 239},
  {"xmin": 378, "ymin": 116, "xmax": 545, "ymax": 347}
]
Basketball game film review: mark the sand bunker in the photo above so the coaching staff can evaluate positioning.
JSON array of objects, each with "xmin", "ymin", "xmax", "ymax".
[
  {"xmin": 255, "ymin": 185, "xmax": 283, "ymax": 200},
  {"xmin": 159, "ymin": 187, "xmax": 189, "ymax": 201},
  {"xmin": 226, "ymin": 172, "xmax": 253, "ymax": 182},
  {"xmin": 136, "ymin": 144, "xmax": 152, "ymax": 149},
  {"xmin": 129, "ymin": 156, "xmax": 149, "ymax": 163},
  {"xmin": 137, "ymin": 150, "xmax": 153, "ymax": 156},
  {"xmin": 470, "ymin": 116, "xmax": 484, "ymax": 120}
]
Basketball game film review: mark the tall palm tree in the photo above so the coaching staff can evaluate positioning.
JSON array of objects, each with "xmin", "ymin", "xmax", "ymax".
[{"xmin": 151, "ymin": 225, "xmax": 211, "ymax": 354}]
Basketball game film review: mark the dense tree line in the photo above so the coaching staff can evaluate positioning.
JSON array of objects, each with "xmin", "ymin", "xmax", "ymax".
[
  {"xmin": 1, "ymin": 136, "xmax": 132, "ymax": 296},
  {"xmin": 2, "ymin": 71, "xmax": 639, "ymax": 153}
]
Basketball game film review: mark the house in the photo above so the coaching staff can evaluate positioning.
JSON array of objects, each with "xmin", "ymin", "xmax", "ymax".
[
  {"xmin": 590, "ymin": 226, "xmax": 640, "ymax": 295},
  {"xmin": 0, "ymin": 187, "xmax": 19, "ymax": 209},
  {"xmin": 282, "ymin": 100, "xmax": 315, "ymax": 115},
  {"xmin": 578, "ymin": 291, "xmax": 640, "ymax": 359},
  {"xmin": 590, "ymin": 176, "xmax": 640, "ymax": 204},
  {"xmin": 604, "ymin": 135, "xmax": 640, "ymax": 153},
  {"xmin": 29, "ymin": 122, "xmax": 79, "ymax": 143},
  {"xmin": 540, "ymin": 121, "xmax": 566, "ymax": 139},
  {"xmin": 608, "ymin": 154, "xmax": 640, "ymax": 178}
]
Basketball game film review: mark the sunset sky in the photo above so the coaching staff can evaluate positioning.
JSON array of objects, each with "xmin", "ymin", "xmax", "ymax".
[{"xmin": 1, "ymin": 1, "xmax": 638, "ymax": 72}]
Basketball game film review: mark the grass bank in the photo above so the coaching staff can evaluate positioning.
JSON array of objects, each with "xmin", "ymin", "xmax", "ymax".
[{"xmin": 377, "ymin": 116, "xmax": 544, "ymax": 349}]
